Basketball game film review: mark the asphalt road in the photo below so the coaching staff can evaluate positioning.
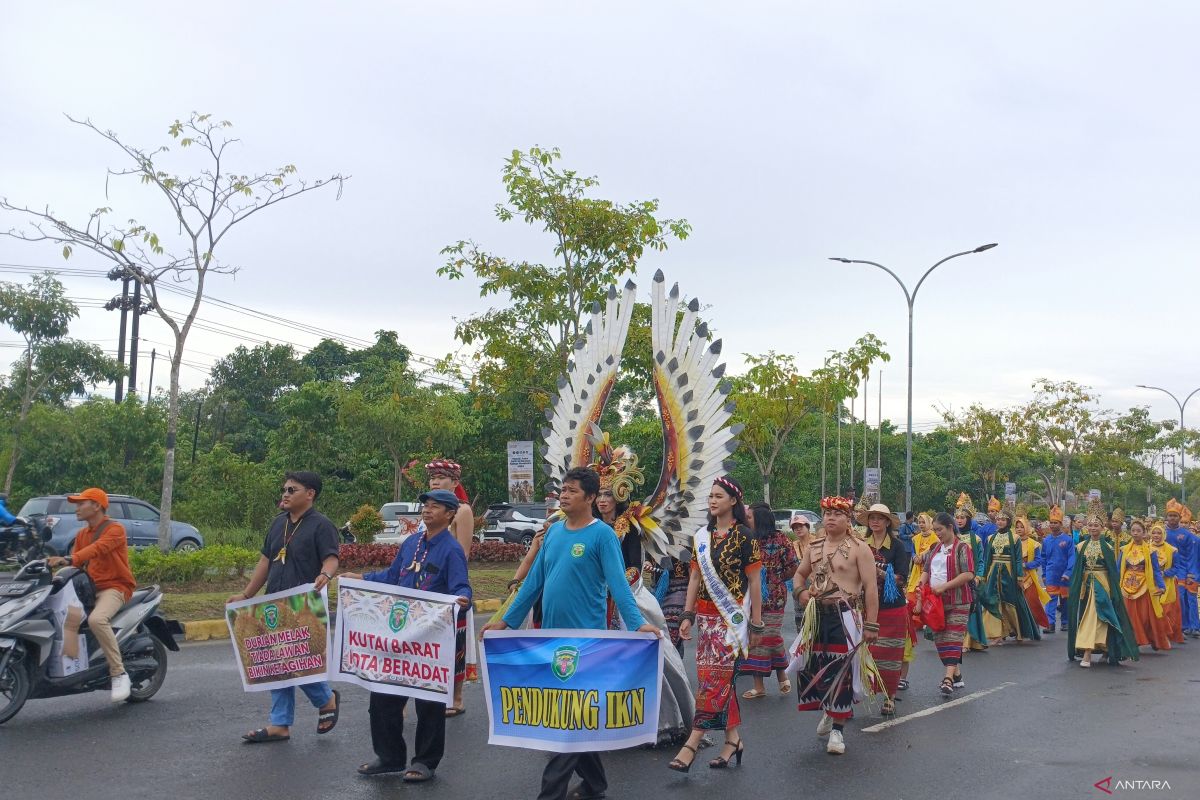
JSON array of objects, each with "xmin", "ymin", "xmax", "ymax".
[{"xmin": 3, "ymin": 614, "xmax": 1198, "ymax": 800}]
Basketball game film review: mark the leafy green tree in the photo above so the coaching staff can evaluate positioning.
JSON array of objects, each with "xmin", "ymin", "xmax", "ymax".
[
  {"xmin": 340, "ymin": 366, "xmax": 473, "ymax": 502},
  {"xmin": 439, "ymin": 146, "xmax": 690, "ymax": 441},
  {"xmin": 1, "ymin": 113, "xmax": 346, "ymax": 549},
  {"xmin": 206, "ymin": 343, "xmax": 313, "ymax": 460},
  {"xmin": 939, "ymin": 403, "xmax": 1020, "ymax": 498},
  {"xmin": 1010, "ymin": 379, "xmax": 1110, "ymax": 508},
  {"xmin": 0, "ymin": 273, "xmax": 122, "ymax": 493}
]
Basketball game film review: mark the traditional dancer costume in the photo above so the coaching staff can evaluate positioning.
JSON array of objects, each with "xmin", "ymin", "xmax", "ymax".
[
  {"xmin": 980, "ymin": 512, "xmax": 1042, "ymax": 643},
  {"xmin": 1015, "ymin": 516, "xmax": 1051, "ymax": 630},
  {"xmin": 955, "ymin": 494, "xmax": 989, "ymax": 650},
  {"xmin": 1041, "ymin": 505, "xmax": 1075, "ymax": 631},
  {"xmin": 1148, "ymin": 523, "xmax": 1185, "ymax": 644},
  {"xmin": 691, "ymin": 484, "xmax": 762, "ymax": 730},
  {"xmin": 924, "ymin": 536, "xmax": 975, "ymax": 667},
  {"xmin": 1163, "ymin": 499, "xmax": 1199, "ymax": 636},
  {"xmin": 1067, "ymin": 504, "xmax": 1140, "ymax": 666},
  {"xmin": 1118, "ymin": 530, "xmax": 1170, "ymax": 651},
  {"xmin": 858, "ymin": 503, "xmax": 910, "ymax": 708},
  {"xmin": 790, "ymin": 497, "xmax": 882, "ymax": 724},
  {"xmin": 742, "ymin": 517, "xmax": 798, "ymax": 679}
]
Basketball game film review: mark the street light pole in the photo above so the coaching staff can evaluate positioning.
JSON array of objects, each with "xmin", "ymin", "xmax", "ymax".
[
  {"xmin": 1136, "ymin": 384, "xmax": 1200, "ymax": 503},
  {"xmin": 830, "ymin": 243, "xmax": 998, "ymax": 512}
]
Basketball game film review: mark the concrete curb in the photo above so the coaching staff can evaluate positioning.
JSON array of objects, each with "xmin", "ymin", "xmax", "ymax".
[
  {"xmin": 183, "ymin": 598, "xmax": 503, "ymax": 640},
  {"xmin": 184, "ymin": 620, "xmax": 229, "ymax": 641}
]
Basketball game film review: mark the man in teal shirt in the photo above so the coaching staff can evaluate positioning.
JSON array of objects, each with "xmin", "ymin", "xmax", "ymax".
[{"xmin": 483, "ymin": 466, "xmax": 659, "ymax": 800}]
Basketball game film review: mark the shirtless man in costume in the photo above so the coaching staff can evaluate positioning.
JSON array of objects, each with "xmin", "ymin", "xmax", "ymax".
[{"xmin": 790, "ymin": 496, "xmax": 880, "ymax": 755}]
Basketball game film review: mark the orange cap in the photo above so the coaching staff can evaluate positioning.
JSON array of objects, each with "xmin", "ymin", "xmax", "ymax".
[{"xmin": 67, "ymin": 487, "xmax": 109, "ymax": 509}]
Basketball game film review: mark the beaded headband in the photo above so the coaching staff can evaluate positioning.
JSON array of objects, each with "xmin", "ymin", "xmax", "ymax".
[
  {"xmin": 820, "ymin": 496, "xmax": 854, "ymax": 513},
  {"xmin": 714, "ymin": 476, "xmax": 742, "ymax": 501}
]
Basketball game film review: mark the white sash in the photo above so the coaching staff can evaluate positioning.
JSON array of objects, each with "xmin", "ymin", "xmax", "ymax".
[{"xmin": 694, "ymin": 527, "xmax": 752, "ymax": 657}]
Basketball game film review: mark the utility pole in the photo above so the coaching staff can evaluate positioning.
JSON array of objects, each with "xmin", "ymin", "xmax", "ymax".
[
  {"xmin": 106, "ymin": 268, "xmax": 131, "ymax": 402},
  {"xmin": 831, "ymin": 243, "xmax": 999, "ymax": 511},
  {"xmin": 146, "ymin": 349, "xmax": 156, "ymax": 404},
  {"xmin": 128, "ymin": 280, "xmax": 143, "ymax": 398}
]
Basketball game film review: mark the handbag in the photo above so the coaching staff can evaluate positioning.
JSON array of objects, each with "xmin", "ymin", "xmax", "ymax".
[{"xmin": 920, "ymin": 583, "xmax": 947, "ymax": 631}]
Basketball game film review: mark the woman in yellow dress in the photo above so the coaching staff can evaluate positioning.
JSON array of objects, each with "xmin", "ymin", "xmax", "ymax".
[
  {"xmin": 1118, "ymin": 518, "xmax": 1170, "ymax": 651},
  {"xmin": 1148, "ymin": 522, "xmax": 1185, "ymax": 645},
  {"xmin": 1015, "ymin": 516, "xmax": 1051, "ymax": 631},
  {"xmin": 899, "ymin": 513, "xmax": 939, "ymax": 690}
]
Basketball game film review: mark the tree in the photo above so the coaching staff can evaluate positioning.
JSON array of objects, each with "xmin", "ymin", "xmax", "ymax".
[
  {"xmin": 811, "ymin": 334, "xmax": 891, "ymax": 497},
  {"xmin": 206, "ymin": 343, "xmax": 313, "ymax": 460},
  {"xmin": 733, "ymin": 335, "xmax": 887, "ymax": 505},
  {"xmin": 339, "ymin": 365, "xmax": 473, "ymax": 502},
  {"xmin": 0, "ymin": 273, "xmax": 122, "ymax": 493},
  {"xmin": 438, "ymin": 146, "xmax": 690, "ymax": 439},
  {"xmin": 1, "ymin": 113, "xmax": 347, "ymax": 549},
  {"xmin": 939, "ymin": 403, "xmax": 1019, "ymax": 498},
  {"xmin": 1010, "ymin": 379, "xmax": 1110, "ymax": 508}
]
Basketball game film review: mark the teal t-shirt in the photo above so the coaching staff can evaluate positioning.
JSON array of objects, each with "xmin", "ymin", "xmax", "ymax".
[{"xmin": 503, "ymin": 518, "xmax": 645, "ymax": 630}]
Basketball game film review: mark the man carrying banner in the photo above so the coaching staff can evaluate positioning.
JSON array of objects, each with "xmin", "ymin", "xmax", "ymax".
[
  {"xmin": 481, "ymin": 466, "xmax": 661, "ymax": 800},
  {"xmin": 229, "ymin": 471, "xmax": 341, "ymax": 743},
  {"xmin": 425, "ymin": 458, "xmax": 475, "ymax": 716},
  {"xmin": 340, "ymin": 488, "xmax": 472, "ymax": 783}
]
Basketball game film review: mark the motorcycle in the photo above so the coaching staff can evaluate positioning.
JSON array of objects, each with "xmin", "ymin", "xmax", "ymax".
[
  {"xmin": 0, "ymin": 559, "xmax": 182, "ymax": 724},
  {"xmin": 0, "ymin": 514, "xmax": 55, "ymax": 565}
]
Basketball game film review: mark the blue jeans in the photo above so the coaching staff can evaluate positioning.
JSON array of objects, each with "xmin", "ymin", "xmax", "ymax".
[{"xmin": 269, "ymin": 681, "xmax": 333, "ymax": 727}]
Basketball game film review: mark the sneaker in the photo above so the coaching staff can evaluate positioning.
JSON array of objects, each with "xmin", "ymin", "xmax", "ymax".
[
  {"xmin": 110, "ymin": 673, "xmax": 132, "ymax": 703},
  {"xmin": 826, "ymin": 729, "xmax": 845, "ymax": 755},
  {"xmin": 816, "ymin": 713, "xmax": 833, "ymax": 738},
  {"xmin": 952, "ymin": 675, "xmax": 965, "ymax": 689}
]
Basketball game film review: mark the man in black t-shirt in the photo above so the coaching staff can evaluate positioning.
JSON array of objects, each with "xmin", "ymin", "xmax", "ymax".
[{"xmin": 230, "ymin": 471, "xmax": 341, "ymax": 743}]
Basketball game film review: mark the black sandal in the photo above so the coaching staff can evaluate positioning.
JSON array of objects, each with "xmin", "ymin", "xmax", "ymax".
[
  {"xmin": 668, "ymin": 743, "xmax": 697, "ymax": 772},
  {"xmin": 317, "ymin": 690, "xmax": 341, "ymax": 734},
  {"xmin": 708, "ymin": 738, "xmax": 744, "ymax": 769},
  {"xmin": 242, "ymin": 727, "xmax": 290, "ymax": 744},
  {"xmin": 940, "ymin": 677, "xmax": 954, "ymax": 696},
  {"xmin": 358, "ymin": 759, "xmax": 405, "ymax": 775}
]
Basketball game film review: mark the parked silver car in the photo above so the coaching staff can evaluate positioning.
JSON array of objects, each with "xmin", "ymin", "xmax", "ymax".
[{"xmin": 16, "ymin": 495, "xmax": 203, "ymax": 554}]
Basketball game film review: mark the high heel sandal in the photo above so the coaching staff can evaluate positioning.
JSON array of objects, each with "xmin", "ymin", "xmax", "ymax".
[
  {"xmin": 668, "ymin": 744, "xmax": 697, "ymax": 772},
  {"xmin": 708, "ymin": 738, "xmax": 744, "ymax": 769}
]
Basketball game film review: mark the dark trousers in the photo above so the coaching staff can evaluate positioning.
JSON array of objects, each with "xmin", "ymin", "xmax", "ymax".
[
  {"xmin": 368, "ymin": 691, "xmax": 445, "ymax": 770},
  {"xmin": 538, "ymin": 752, "xmax": 607, "ymax": 800}
]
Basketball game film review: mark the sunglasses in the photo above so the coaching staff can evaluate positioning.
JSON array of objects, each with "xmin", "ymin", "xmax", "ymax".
[{"xmin": 280, "ymin": 486, "xmax": 305, "ymax": 495}]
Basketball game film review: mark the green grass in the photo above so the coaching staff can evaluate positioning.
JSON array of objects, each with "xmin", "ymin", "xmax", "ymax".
[{"xmin": 158, "ymin": 563, "xmax": 522, "ymax": 622}]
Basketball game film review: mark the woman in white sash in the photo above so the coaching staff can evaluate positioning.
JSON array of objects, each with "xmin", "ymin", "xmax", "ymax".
[{"xmin": 668, "ymin": 476, "xmax": 763, "ymax": 773}]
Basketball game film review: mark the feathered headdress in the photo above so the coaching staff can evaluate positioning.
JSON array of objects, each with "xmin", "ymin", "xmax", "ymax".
[{"xmin": 541, "ymin": 273, "xmax": 741, "ymax": 562}]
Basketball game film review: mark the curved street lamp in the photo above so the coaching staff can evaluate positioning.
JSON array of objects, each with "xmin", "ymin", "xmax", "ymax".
[
  {"xmin": 1136, "ymin": 384, "xmax": 1200, "ymax": 502},
  {"xmin": 830, "ymin": 243, "xmax": 998, "ymax": 511}
]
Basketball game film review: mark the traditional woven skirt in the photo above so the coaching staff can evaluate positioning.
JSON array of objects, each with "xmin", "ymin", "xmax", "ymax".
[
  {"xmin": 661, "ymin": 585, "xmax": 688, "ymax": 648},
  {"xmin": 868, "ymin": 606, "xmax": 907, "ymax": 698},
  {"xmin": 795, "ymin": 604, "xmax": 855, "ymax": 721},
  {"xmin": 933, "ymin": 603, "xmax": 969, "ymax": 666},
  {"xmin": 693, "ymin": 605, "xmax": 740, "ymax": 730},
  {"xmin": 741, "ymin": 609, "xmax": 788, "ymax": 675},
  {"xmin": 1124, "ymin": 592, "xmax": 1171, "ymax": 651},
  {"xmin": 454, "ymin": 607, "xmax": 471, "ymax": 683}
]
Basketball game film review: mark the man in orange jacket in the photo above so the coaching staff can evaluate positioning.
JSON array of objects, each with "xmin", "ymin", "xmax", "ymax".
[{"xmin": 47, "ymin": 487, "xmax": 136, "ymax": 702}]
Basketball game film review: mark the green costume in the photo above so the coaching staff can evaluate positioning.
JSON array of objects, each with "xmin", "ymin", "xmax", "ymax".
[
  {"xmin": 1066, "ymin": 536, "xmax": 1140, "ymax": 664},
  {"xmin": 980, "ymin": 528, "xmax": 1043, "ymax": 641}
]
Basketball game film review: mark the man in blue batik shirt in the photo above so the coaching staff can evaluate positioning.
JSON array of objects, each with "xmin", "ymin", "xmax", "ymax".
[
  {"xmin": 483, "ymin": 466, "xmax": 660, "ymax": 800},
  {"xmin": 340, "ymin": 489, "xmax": 472, "ymax": 784}
]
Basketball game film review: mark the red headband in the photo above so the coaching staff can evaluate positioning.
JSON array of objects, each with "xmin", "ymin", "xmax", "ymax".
[
  {"xmin": 426, "ymin": 459, "xmax": 462, "ymax": 480},
  {"xmin": 714, "ymin": 477, "xmax": 742, "ymax": 501}
]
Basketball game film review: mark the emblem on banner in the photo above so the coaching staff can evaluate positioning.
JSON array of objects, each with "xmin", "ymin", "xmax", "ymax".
[
  {"xmin": 263, "ymin": 603, "xmax": 279, "ymax": 630},
  {"xmin": 552, "ymin": 645, "xmax": 580, "ymax": 681},
  {"xmin": 389, "ymin": 600, "xmax": 410, "ymax": 633}
]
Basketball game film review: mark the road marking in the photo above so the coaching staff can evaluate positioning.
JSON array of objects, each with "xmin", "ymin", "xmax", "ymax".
[{"xmin": 862, "ymin": 681, "xmax": 1016, "ymax": 733}]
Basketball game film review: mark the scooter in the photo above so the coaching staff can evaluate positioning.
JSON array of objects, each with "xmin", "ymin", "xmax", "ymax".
[
  {"xmin": 0, "ymin": 514, "xmax": 55, "ymax": 565},
  {"xmin": 0, "ymin": 559, "xmax": 182, "ymax": 724}
]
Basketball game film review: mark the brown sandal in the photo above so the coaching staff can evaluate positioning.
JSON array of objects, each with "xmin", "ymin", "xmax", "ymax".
[{"xmin": 668, "ymin": 744, "xmax": 697, "ymax": 772}]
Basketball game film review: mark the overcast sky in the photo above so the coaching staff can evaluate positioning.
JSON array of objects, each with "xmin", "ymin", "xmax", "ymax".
[{"xmin": 3, "ymin": 1, "xmax": 1198, "ymax": 432}]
